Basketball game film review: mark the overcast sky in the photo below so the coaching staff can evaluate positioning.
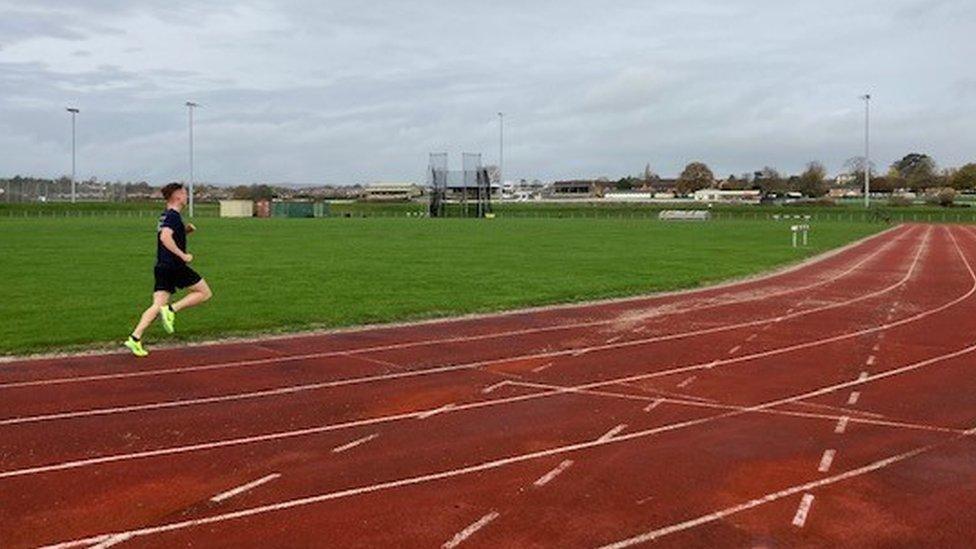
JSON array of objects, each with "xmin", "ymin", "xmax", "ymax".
[{"xmin": 1, "ymin": 0, "xmax": 974, "ymax": 185}]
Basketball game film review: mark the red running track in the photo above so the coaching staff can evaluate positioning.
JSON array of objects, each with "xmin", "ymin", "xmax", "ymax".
[{"xmin": 3, "ymin": 224, "xmax": 976, "ymax": 548}]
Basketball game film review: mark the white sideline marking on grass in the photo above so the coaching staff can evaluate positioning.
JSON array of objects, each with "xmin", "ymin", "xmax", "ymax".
[
  {"xmin": 210, "ymin": 473, "xmax": 281, "ymax": 503},
  {"xmin": 676, "ymin": 376, "xmax": 696, "ymax": 388},
  {"xmin": 1, "ymin": 228, "xmax": 913, "ymax": 392},
  {"xmin": 534, "ymin": 460, "xmax": 573, "ymax": 487},
  {"xmin": 791, "ymin": 494, "xmax": 815, "ymax": 527},
  {"xmin": 442, "ymin": 512, "xmax": 499, "ymax": 549},
  {"xmin": 866, "ymin": 355, "xmax": 877, "ymax": 366},
  {"xmin": 417, "ymin": 404, "xmax": 455, "ymax": 419},
  {"xmin": 332, "ymin": 434, "xmax": 378, "ymax": 454},
  {"xmin": 532, "ymin": 362, "xmax": 554, "ymax": 373},
  {"xmin": 835, "ymin": 416, "xmax": 850, "ymax": 434},
  {"xmin": 482, "ymin": 381, "xmax": 510, "ymax": 394},
  {"xmin": 728, "ymin": 345, "xmax": 741, "ymax": 355},
  {"xmin": 818, "ymin": 450, "xmax": 836, "ymax": 473},
  {"xmin": 598, "ymin": 424, "xmax": 627, "ymax": 442},
  {"xmin": 643, "ymin": 399, "xmax": 663, "ymax": 412},
  {"xmin": 847, "ymin": 391, "xmax": 861, "ymax": 405},
  {"xmin": 606, "ymin": 336, "xmax": 622, "ymax": 344}
]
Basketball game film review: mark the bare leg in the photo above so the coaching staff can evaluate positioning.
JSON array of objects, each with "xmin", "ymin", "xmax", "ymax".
[
  {"xmin": 132, "ymin": 291, "xmax": 171, "ymax": 339},
  {"xmin": 171, "ymin": 279, "xmax": 213, "ymax": 312}
]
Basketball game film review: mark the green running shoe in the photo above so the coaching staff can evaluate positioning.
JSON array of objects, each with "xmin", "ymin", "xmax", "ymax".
[
  {"xmin": 124, "ymin": 336, "xmax": 149, "ymax": 357},
  {"xmin": 160, "ymin": 305, "xmax": 176, "ymax": 334}
]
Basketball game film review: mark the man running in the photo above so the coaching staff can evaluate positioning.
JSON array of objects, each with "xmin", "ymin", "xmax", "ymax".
[{"xmin": 125, "ymin": 183, "xmax": 213, "ymax": 357}]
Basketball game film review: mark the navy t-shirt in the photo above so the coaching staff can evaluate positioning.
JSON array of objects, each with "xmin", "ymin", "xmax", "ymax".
[{"xmin": 156, "ymin": 209, "xmax": 187, "ymax": 267}]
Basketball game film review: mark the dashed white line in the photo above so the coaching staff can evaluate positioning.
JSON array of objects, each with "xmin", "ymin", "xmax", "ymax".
[
  {"xmin": 676, "ymin": 376, "xmax": 696, "ymax": 388},
  {"xmin": 90, "ymin": 534, "xmax": 133, "ymax": 549},
  {"xmin": 745, "ymin": 333, "xmax": 758, "ymax": 342},
  {"xmin": 643, "ymin": 399, "xmax": 663, "ymax": 412},
  {"xmin": 532, "ymin": 362, "xmax": 554, "ymax": 373},
  {"xmin": 597, "ymin": 424, "xmax": 627, "ymax": 442},
  {"xmin": 847, "ymin": 391, "xmax": 861, "ymax": 405},
  {"xmin": 442, "ymin": 511, "xmax": 499, "ymax": 548},
  {"xmin": 857, "ymin": 372, "xmax": 869, "ymax": 382},
  {"xmin": 834, "ymin": 416, "xmax": 850, "ymax": 434},
  {"xmin": 606, "ymin": 336, "xmax": 622, "ymax": 344},
  {"xmin": 791, "ymin": 493, "xmax": 815, "ymax": 527},
  {"xmin": 632, "ymin": 326, "xmax": 647, "ymax": 334},
  {"xmin": 210, "ymin": 473, "xmax": 281, "ymax": 503},
  {"xmin": 417, "ymin": 403, "xmax": 455, "ymax": 419},
  {"xmin": 871, "ymin": 342, "xmax": 880, "ymax": 352},
  {"xmin": 331, "ymin": 434, "xmax": 379, "ymax": 454},
  {"xmin": 482, "ymin": 381, "xmax": 510, "ymax": 394},
  {"xmin": 866, "ymin": 355, "xmax": 876, "ymax": 366},
  {"xmin": 533, "ymin": 460, "xmax": 574, "ymax": 487},
  {"xmin": 818, "ymin": 449, "xmax": 836, "ymax": 473},
  {"xmin": 728, "ymin": 345, "xmax": 741, "ymax": 355}
]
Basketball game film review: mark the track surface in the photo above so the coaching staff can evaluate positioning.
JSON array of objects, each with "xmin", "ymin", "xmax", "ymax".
[{"xmin": 3, "ymin": 224, "xmax": 976, "ymax": 548}]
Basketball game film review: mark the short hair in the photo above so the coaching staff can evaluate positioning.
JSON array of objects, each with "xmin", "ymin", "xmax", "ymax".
[{"xmin": 161, "ymin": 183, "xmax": 184, "ymax": 200}]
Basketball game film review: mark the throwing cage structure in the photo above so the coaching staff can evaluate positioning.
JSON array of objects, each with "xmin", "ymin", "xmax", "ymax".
[{"xmin": 427, "ymin": 152, "xmax": 493, "ymax": 218}]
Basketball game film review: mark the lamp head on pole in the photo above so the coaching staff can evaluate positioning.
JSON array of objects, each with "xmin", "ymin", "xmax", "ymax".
[
  {"xmin": 860, "ymin": 94, "xmax": 871, "ymax": 101},
  {"xmin": 185, "ymin": 101, "xmax": 199, "ymax": 108},
  {"xmin": 66, "ymin": 107, "xmax": 79, "ymax": 114}
]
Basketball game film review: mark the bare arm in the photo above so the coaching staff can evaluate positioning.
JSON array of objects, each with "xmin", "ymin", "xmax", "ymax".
[{"xmin": 159, "ymin": 227, "xmax": 193, "ymax": 263}]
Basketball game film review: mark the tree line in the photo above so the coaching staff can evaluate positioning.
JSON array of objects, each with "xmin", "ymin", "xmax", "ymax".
[{"xmin": 619, "ymin": 154, "xmax": 976, "ymax": 197}]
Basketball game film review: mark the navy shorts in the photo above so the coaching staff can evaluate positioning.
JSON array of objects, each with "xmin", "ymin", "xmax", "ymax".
[{"xmin": 154, "ymin": 264, "xmax": 202, "ymax": 294}]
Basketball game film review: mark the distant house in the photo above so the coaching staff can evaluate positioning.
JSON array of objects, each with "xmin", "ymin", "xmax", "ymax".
[{"xmin": 361, "ymin": 183, "xmax": 423, "ymax": 202}]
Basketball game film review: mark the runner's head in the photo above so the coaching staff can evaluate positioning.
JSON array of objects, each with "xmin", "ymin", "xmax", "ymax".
[{"xmin": 161, "ymin": 183, "xmax": 187, "ymax": 208}]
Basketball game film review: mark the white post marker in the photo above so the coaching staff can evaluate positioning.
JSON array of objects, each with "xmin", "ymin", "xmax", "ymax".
[{"xmin": 791, "ymin": 224, "xmax": 810, "ymax": 248}]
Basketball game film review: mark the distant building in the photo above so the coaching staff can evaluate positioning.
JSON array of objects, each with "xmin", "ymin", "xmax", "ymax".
[
  {"xmin": 361, "ymin": 183, "xmax": 423, "ymax": 202},
  {"xmin": 550, "ymin": 180, "xmax": 612, "ymax": 198},
  {"xmin": 693, "ymin": 189, "xmax": 762, "ymax": 204}
]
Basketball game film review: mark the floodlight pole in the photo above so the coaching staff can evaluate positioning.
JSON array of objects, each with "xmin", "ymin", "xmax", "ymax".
[
  {"xmin": 861, "ymin": 94, "xmax": 871, "ymax": 209},
  {"xmin": 66, "ymin": 107, "xmax": 79, "ymax": 203},
  {"xmin": 498, "ymin": 112, "xmax": 504, "ymax": 188},
  {"xmin": 185, "ymin": 101, "xmax": 200, "ymax": 217}
]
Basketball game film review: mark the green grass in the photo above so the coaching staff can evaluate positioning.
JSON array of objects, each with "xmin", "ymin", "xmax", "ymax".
[{"xmin": 0, "ymin": 216, "xmax": 883, "ymax": 356}]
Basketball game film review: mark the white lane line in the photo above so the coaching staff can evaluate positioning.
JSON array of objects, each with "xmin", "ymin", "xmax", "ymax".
[
  {"xmin": 636, "ymin": 495, "xmax": 654, "ymax": 505},
  {"xmin": 643, "ymin": 399, "xmax": 663, "ymax": 412},
  {"xmin": 791, "ymin": 493, "xmax": 815, "ymax": 527},
  {"xmin": 834, "ymin": 416, "xmax": 850, "ymax": 434},
  {"xmin": 572, "ymin": 349, "xmax": 588, "ymax": 357},
  {"xmin": 847, "ymin": 391, "xmax": 861, "ymax": 405},
  {"xmin": 606, "ymin": 336, "xmax": 622, "ymax": 344},
  {"xmin": 676, "ymin": 376, "xmax": 696, "ymax": 389},
  {"xmin": 598, "ymin": 424, "xmax": 627, "ymax": 442},
  {"xmin": 791, "ymin": 400, "xmax": 882, "ymax": 419},
  {"xmin": 417, "ymin": 404, "xmax": 455, "ymax": 419},
  {"xmin": 746, "ymin": 333, "xmax": 758, "ymax": 342},
  {"xmin": 1, "ymin": 228, "xmax": 915, "ymax": 392},
  {"xmin": 482, "ymin": 381, "xmax": 510, "ymax": 394},
  {"xmin": 872, "ymin": 342, "xmax": 881, "ymax": 352},
  {"xmin": 532, "ymin": 362, "xmax": 554, "ymax": 373},
  {"xmin": 598, "ymin": 428, "xmax": 969, "ymax": 548},
  {"xmin": 210, "ymin": 473, "xmax": 281, "ymax": 503},
  {"xmin": 332, "ymin": 434, "xmax": 379, "ymax": 454},
  {"xmin": 866, "ymin": 355, "xmax": 877, "ymax": 366},
  {"xmin": 704, "ymin": 360, "xmax": 720, "ymax": 370},
  {"xmin": 857, "ymin": 371, "xmax": 869, "ymax": 382},
  {"xmin": 728, "ymin": 345, "xmax": 741, "ymax": 355},
  {"xmin": 90, "ymin": 534, "xmax": 133, "ymax": 549},
  {"xmin": 534, "ymin": 460, "xmax": 574, "ymax": 487},
  {"xmin": 39, "ymin": 373, "xmax": 975, "ymax": 549},
  {"xmin": 762, "ymin": 323, "xmax": 774, "ymax": 331},
  {"xmin": 818, "ymin": 450, "xmax": 836, "ymax": 473},
  {"xmin": 632, "ymin": 326, "xmax": 647, "ymax": 334},
  {"xmin": 442, "ymin": 511, "xmax": 499, "ymax": 549}
]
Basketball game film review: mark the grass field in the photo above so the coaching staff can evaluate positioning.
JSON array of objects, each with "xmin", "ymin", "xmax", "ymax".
[{"xmin": 0, "ymin": 216, "xmax": 883, "ymax": 356}]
